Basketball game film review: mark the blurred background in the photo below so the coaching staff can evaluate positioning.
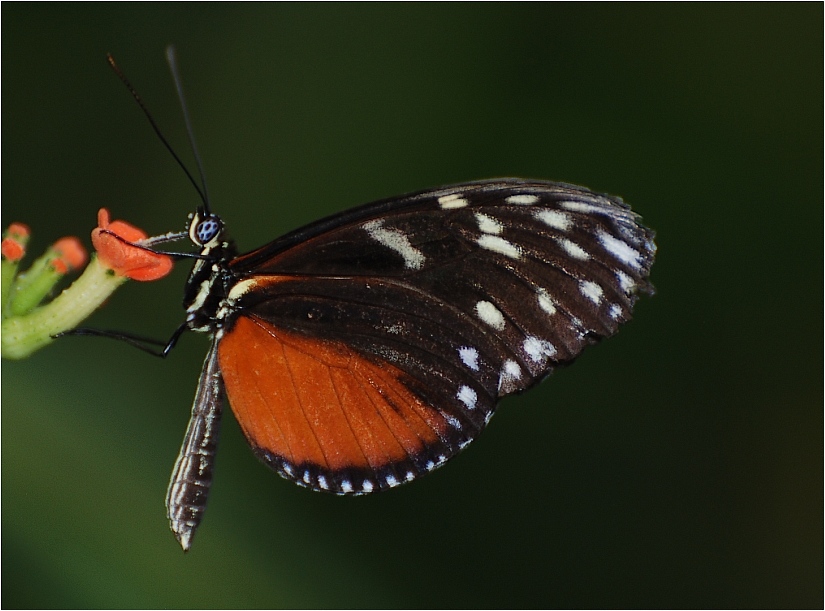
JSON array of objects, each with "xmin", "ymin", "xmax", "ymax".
[{"xmin": 2, "ymin": 4, "xmax": 821, "ymax": 608}]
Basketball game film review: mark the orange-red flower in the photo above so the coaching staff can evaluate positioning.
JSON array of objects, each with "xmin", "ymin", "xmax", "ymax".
[
  {"xmin": 91, "ymin": 209, "xmax": 174, "ymax": 281},
  {"xmin": 51, "ymin": 237, "xmax": 88, "ymax": 274},
  {"xmin": 2, "ymin": 222, "xmax": 31, "ymax": 262}
]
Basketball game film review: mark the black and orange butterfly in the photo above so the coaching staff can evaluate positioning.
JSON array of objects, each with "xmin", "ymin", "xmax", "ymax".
[
  {"xmin": 162, "ymin": 179, "xmax": 656, "ymax": 550},
  {"xmin": 98, "ymin": 52, "xmax": 656, "ymax": 551}
]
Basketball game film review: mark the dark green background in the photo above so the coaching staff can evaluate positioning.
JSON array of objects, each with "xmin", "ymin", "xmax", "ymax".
[{"xmin": 3, "ymin": 4, "xmax": 821, "ymax": 608}]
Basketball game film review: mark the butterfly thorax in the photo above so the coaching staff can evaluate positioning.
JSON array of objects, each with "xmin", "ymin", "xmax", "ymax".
[{"xmin": 182, "ymin": 211, "xmax": 238, "ymax": 333}]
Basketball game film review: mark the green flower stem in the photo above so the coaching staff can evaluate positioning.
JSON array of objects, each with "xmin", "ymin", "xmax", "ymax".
[
  {"xmin": 1, "ymin": 257, "xmax": 19, "ymax": 315},
  {"xmin": 2, "ymin": 256, "xmax": 127, "ymax": 359},
  {"xmin": 7, "ymin": 248, "xmax": 65, "ymax": 316}
]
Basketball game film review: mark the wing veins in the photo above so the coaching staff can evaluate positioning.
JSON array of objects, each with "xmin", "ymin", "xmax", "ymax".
[
  {"xmin": 250, "ymin": 315, "xmax": 332, "ymax": 471},
  {"xmin": 348, "ymin": 365, "xmax": 424, "ymax": 471},
  {"xmin": 325, "ymin": 367, "xmax": 377, "ymax": 474}
]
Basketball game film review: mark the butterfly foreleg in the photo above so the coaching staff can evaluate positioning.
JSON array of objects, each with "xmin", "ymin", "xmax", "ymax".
[{"xmin": 53, "ymin": 321, "xmax": 189, "ymax": 358}]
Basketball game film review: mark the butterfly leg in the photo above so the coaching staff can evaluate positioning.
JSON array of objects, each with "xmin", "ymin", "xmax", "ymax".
[{"xmin": 54, "ymin": 321, "xmax": 189, "ymax": 357}]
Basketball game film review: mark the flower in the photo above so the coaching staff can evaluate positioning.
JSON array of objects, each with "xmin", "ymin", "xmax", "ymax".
[
  {"xmin": 51, "ymin": 237, "xmax": 88, "ymax": 274},
  {"xmin": 91, "ymin": 208, "xmax": 174, "ymax": 281},
  {"xmin": 1, "ymin": 223, "xmax": 30, "ymax": 262}
]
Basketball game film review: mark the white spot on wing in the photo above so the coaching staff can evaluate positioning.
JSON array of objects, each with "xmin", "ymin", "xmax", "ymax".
[
  {"xmin": 506, "ymin": 194, "xmax": 539, "ymax": 205},
  {"xmin": 406, "ymin": 471, "xmax": 415, "ymax": 482},
  {"xmin": 474, "ymin": 212, "xmax": 503, "ymax": 235},
  {"xmin": 363, "ymin": 219, "xmax": 425, "ymax": 269},
  {"xmin": 498, "ymin": 360, "xmax": 523, "ymax": 394},
  {"xmin": 227, "ymin": 278, "xmax": 259, "ymax": 303},
  {"xmin": 580, "ymin": 280, "xmax": 604, "ymax": 304},
  {"xmin": 477, "ymin": 235, "xmax": 521, "ymax": 259},
  {"xmin": 385, "ymin": 474, "xmax": 398, "ymax": 487},
  {"xmin": 560, "ymin": 200, "xmax": 605, "ymax": 214},
  {"xmin": 609, "ymin": 304, "xmax": 623, "ymax": 319},
  {"xmin": 362, "ymin": 480, "xmax": 374, "ymax": 493},
  {"xmin": 598, "ymin": 230, "xmax": 643, "ymax": 270},
  {"xmin": 457, "ymin": 385, "xmax": 478, "ymax": 410},
  {"xmin": 535, "ymin": 209, "xmax": 572, "ymax": 231},
  {"xmin": 341, "ymin": 479, "xmax": 353, "ymax": 493},
  {"xmin": 536, "ymin": 288, "xmax": 557, "ymax": 316},
  {"xmin": 504, "ymin": 360, "xmax": 522, "ymax": 377},
  {"xmin": 439, "ymin": 194, "xmax": 469, "ymax": 209},
  {"xmin": 616, "ymin": 270, "xmax": 635, "ymax": 293},
  {"xmin": 445, "ymin": 414, "xmax": 462, "ymax": 430},
  {"xmin": 557, "ymin": 238, "xmax": 590, "ymax": 260},
  {"xmin": 318, "ymin": 475, "xmax": 329, "ymax": 490},
  {"xmin": 523, "ymin": 336, "xmax": 557, "ymax": 362},
  {"xmin": 475, "ymin": 300, "xmax": 506, "ymax": 330},
  {"xmin": 458, "ymin": 346, "xmax": 480, "ymax": 371}
]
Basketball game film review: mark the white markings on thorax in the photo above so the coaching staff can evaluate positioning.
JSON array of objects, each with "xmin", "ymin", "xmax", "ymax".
[
  {"xmin": 475, "ymin": 300, "xmax": 506, "ymax": 330},
  {"xmin": 187, "ymin": 278, "xmax": 214, "ymax": 315},
  {"xmin": 363, "ymin": 219, "xmax": 425, "ymax": 269}
]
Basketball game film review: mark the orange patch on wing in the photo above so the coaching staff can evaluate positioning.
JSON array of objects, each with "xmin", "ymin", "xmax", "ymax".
[{"xmin": 218, "ymin": 315, "xmax": 445, "ymax": 474}]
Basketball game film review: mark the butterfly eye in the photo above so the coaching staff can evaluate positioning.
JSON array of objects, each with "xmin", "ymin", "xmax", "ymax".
[{"xmin": 194, "ymin": 215, "xmax": 222, "ymax": 245}]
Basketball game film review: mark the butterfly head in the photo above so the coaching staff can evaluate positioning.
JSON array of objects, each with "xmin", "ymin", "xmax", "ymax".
[{"xmin": 188, "ymin": 209, "xmax": 224, "ymax": 249}]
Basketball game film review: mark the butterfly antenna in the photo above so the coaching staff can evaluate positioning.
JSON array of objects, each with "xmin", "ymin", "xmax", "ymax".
[
  {"xmin": 165, "ymin": 45, "xmax": 211, "ymax": 215},
  {"xmin": 106, "ymin": 52, "xmax": 208, "ymax": 209}
]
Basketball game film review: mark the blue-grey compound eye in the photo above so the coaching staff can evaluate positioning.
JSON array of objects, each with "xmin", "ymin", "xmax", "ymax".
[{"xmin": 196, "ymin": 216, "xmax": 222, "ymax": 244}]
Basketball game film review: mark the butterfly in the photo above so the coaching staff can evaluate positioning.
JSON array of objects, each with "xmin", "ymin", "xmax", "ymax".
[{"xmin": 162, "ymin": 177, "xmax": 656, "ymax": 551}]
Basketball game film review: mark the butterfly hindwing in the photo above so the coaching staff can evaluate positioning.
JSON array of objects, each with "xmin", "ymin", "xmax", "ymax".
[{"xmin": 219, "ymin": 179, "xmax": 656, "ymax": 493}]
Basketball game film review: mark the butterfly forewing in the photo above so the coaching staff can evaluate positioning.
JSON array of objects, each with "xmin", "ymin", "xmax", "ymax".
[{"xmin": 218, "ymin": 179, "xmax": 655, "ymax": 494}]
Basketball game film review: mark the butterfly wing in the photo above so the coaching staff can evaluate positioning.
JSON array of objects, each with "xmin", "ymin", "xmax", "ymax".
[{"xmin": 217, "ymin": 179, "xmax": 656, "ymax": 494}]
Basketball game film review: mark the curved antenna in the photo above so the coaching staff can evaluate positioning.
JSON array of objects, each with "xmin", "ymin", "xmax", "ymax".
[
  {"xmin": 165, "ymin": 45, "xmax": 211, "ymax": 215},
  {"xmin": 106, "ymin": 53, "xmax": 208, "ymax": 208}
]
